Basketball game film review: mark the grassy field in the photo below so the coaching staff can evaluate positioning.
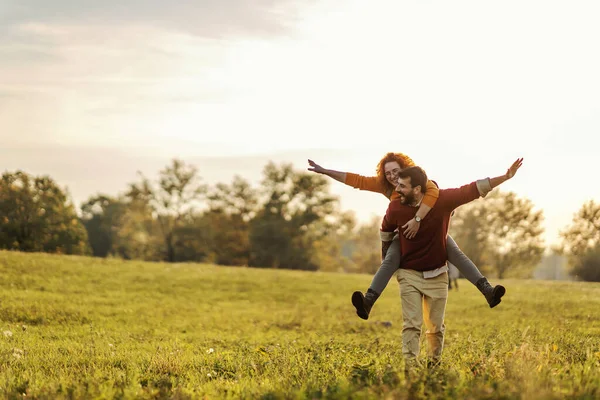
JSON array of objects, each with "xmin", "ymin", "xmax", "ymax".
[{"xmin": 0, "ymin": 250, "xmax": 599, "ymax": 399}]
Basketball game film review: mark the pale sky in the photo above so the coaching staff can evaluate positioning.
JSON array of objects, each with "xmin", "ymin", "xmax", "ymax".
[{"xmin": 1, "ymin": 0, "xmax": 599, "ymax": 247}]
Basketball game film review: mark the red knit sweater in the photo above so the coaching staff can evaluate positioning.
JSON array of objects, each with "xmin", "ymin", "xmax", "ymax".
[{"xmin": 381, "ymin": 182, "xmax": 481, "ymax": 272}]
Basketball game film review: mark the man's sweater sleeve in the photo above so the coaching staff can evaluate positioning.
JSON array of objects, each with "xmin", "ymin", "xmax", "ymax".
[
  {"xmin": 380, "ymin": 204, "xmax": 396, "ymax": 242},
  {"xmin": 439, "ymin": 182, "xmax": 482, "ymax": 211}
]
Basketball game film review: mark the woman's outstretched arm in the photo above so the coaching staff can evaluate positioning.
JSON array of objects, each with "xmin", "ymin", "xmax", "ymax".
[{"xmin": 307, "ymin": 159, "xmax": 346, "ymax": 183}]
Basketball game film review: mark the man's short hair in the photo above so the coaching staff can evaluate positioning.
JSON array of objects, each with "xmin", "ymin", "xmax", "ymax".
[{"xmin": 397, "ymin": 166, "xmax": 428, "ymax": 192}]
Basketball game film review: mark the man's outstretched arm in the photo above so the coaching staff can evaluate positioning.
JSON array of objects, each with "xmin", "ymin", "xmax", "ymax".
[
  {"xmin": 443, "ymin": 158, "xmax": 524, "ymax": 211},
  {"xmin": 476, "ymin": 158, "xmax": 524, "ymax": 197}
]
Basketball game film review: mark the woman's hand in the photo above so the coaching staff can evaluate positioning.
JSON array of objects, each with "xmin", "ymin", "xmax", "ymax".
[
  {"xmin": 402, "ymin": 218, "xmax": 420, "ymax": 239},
  {"xmin": 307, "ymin": 159, "xmax": 325, "ymax": 174}
]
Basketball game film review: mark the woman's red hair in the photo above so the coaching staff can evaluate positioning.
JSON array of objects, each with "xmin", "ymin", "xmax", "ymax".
[{"xmin": 376, "ymin": 152, "xmax": 416, "ymax": 190}]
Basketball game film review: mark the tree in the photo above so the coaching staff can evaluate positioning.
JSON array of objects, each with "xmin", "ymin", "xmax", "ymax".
[
  {"xmin": 113, "ymin": 197, "xmax": 163, "ymax": 261},
  {"xmin": 207, "ymin": 176, "xmax": 258, "ymax": 221},
  {"xmin": 0, "ymin": 171, "xmax": 89, "ymax": 255},
  {"xmin": 347, "ymin": 216, "xmax": 383, "ymax": 274},
  {"xmin": 204, "ymin": 176, "xmax": 258, "ymax": 266},
  {"xmin": 308, "ymin": 210, "xmax": 357, "ymax": 272},
  {"xmin": 81, "ymin": 195, "xmax": 127, "ymax": 257},
  {"xmin": 558, "ymin": 200, "xmax": 600, "ymax": 281},
  {"xmin": 81, "ymin": 193, "xmax": 162, "ymax": 261},
  {"xmin": 558, "ymin": 200, "xmax": 600, "ymax": 256},
  {"xmin": 570, "ymin": 245, "xmax": 600, "ymax": 282},
  {"xmin": 484, "ymin": 191, "xmax": 545, "ymax": 278},
  {"xmin": 448, "ymin": 204, "xmax": 489, "ymax": 271},
  {"xmin": 127, "ymin": 159, "xmax": 205, "ymax": 262},
  {"xmin": 249, "ymin": 162, "xmax": 338, "ymax": 270},
  {"xmin": 171, "ymin": 214, "xmax": 215, "ymax": 263},
  {"xmin": 449, "ymin": 191, "xmax": 545, "ymax": 279}
]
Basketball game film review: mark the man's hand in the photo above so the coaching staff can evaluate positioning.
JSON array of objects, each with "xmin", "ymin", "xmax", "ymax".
[
  {"xmin": 307, "ymin": 159, "xmax": 325, "ymax": 174},
  {"xmin": 402, "ymin": 218, "xmax": 420, "ymax": 239},
  {"xmin": 487, "ymin": 157, "xmax": 525, "ymax": 193},
  {"xmin": 381, "ymin": 240, "xmax": 392, "ymax": 261},
  {"xmin": 506, "ymin": 158, "xmax": 523, "ymax": 179}
]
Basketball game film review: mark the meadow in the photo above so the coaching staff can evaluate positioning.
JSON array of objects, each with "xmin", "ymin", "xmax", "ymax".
[{"xmin": 0, "ymin": 250, "xmax": 599, "ymax": 399}]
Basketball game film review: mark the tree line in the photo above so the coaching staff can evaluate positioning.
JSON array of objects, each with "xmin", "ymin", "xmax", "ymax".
[{"xmin": 0, "ymin": 159, "xmax": 598, "ymax": 281}]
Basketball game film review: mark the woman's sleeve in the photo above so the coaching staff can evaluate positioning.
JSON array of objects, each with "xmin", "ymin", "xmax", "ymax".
[
  {"xmin": 422, "ymin": 180, "xmax": 440, "ymax": 208},
  {"xmin": 344, "ymin": 172, "xmax": 387, "ymax": 195}
]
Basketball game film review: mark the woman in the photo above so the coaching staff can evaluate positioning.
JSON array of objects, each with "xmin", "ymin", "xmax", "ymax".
[{"xmin": 308, "ymin": 152, "xmax": 506, "ymax": 320}]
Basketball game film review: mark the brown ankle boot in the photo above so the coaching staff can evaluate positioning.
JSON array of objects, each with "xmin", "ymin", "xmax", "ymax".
[
  {"xmin": 475, "ymin": 277, "xmax": 506, "ymax": 308},
  {"xmin": 351, "ymin": 289, "xmax": 380, "ymax": 320}
]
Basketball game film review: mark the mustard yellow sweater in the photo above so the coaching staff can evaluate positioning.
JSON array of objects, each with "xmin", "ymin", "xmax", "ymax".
[{"xmin": 344, "ymin": 173, "xmax": 439, "ymax": 208}]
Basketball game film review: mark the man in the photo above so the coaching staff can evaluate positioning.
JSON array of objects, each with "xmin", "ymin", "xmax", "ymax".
[{"xmin": 380, "ymin": 158, "xmax": 523, "ymax": 370}]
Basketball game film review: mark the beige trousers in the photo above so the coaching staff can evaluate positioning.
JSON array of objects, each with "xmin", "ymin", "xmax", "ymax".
[{"xmin": 397, "ymin": 268, "xmax": 449, "ymax": 363}]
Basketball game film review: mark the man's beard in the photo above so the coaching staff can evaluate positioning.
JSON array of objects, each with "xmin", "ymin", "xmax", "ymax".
[{"xmin": 400, "ymin": 191, "xmax": 416, "ymax": 205}]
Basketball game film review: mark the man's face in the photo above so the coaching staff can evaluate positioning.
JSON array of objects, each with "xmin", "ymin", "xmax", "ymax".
[
  {"xmin": 395, "ymin": 176, "xmax": 418, "ymax": 205},
  {"xmin": 384, "ymin": 161, "xmax": 402, "ymax": 186}
]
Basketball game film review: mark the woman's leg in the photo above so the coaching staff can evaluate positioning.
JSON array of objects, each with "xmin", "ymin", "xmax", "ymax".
[
  {"xmin": 352, "ymin": 235, "xmax": 401, "ymax": 320},
  {"xmin": 370, "ymin": 235, "xmax": 402, "ymax": 294},
  {"xmin": 446, "ymin": 235, "xmax": 506, "ymax": 308},
  {"xmin": 445, "ymin": 235, "xmax": 483, "ymax": 285}
]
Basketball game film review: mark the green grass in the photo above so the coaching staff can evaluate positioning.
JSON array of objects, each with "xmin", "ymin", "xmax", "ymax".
[{"xmin": 0, "ymin": 250, "xmax": 599, "ymax": 399}]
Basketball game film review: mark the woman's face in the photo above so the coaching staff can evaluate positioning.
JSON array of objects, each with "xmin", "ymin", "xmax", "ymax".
[{"xmin": 384, "ymin": 161, "xmax": 402, "ymax": 186}]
